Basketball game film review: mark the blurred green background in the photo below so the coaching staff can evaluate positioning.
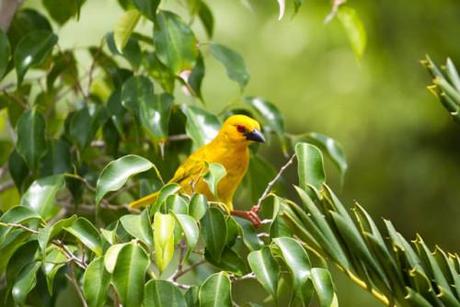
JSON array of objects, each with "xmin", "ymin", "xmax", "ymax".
[{"xmin": 4, "ymin": 0, "xmax": 460, "ymax": 305}]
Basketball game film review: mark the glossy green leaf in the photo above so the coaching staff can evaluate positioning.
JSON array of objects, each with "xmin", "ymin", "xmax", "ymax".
[
  {"xmin": 16, "ymin": 109, "xmax": 47, "ymax": 171},
  {"xmin": 104, "ymin": 243, "xmax": 128, "ymax": 273},
  {"xmin": 295, "ymin": 143, "xmax": 326, "ymax": 191},
  {"xmin": 121, "ymin": 75, "xmax": 153, "ymax": 115},
  {"xmin": 83, "ymin": 257, "xmax": 111, "ymax": 307},
  {"xmin": 12, "ymin": 262, "xmax": 41, "ymax": 305},
  {"xmin": 189, "ymin": 193, "xmax": 208, "ymax": 221},
  {"xmin": 209, "ymin": 43, "xmax": 249, "ymax": 90},
  {"xmin": 96, "ymin": 154, "xmax": 159, "ymax": 204},
  {"xmin": 311, "ymin": 268, "xmax": 338, "ymax": 307},
  {"xmin": 234, "ymin": 217, "xmax": 263, "ymax": 250},
  {"xmin": 0, "ymin": 231, "xmax": 32, "ymax": 274},
  {"xmin": 144, "ymin": 280, "xmax": 187, "ymax": 307},
  {"xmin": 153, "ymin": 212, "xmax": 175, "ymax": 272},
  {"xmin": 173, "ymin": 213, "xmax": 199, "ymax": 261},
  {"xmin": 112, "ymin": 242, "xmax": 150, "ymax": 307},
  {"xmin": 42, "ymin": 246, "xmax": 66, "ymax": 294},
  {"xmin": 0, "ymin": 206, "xmax": 41, "ymax": 242},
  {"xmin": 201, "ymin": 207, "xmax": 227, "ymax": 262},
  {"xmin": 182, "ymin": 105, "xmax": 220, "ymax": 147},
  {"xmin": 8, "ymin": 9, "xmax": 51, "ymax": 48},
  {"xmin": 166, "ymin": 194, "xmax": 189, "ymax": 214},
  {"xmin": 198, "ymin": 2, "xmax": 214, "ymax": 38},
  {"xmin": 154, "ymin": 10, "xmax": 198, "ymax": 74},
  {"xmin": 120, "ymin": 210, "xmax": 153, "ymax": 247},
  {"xmin": 185, "ymin": 286, "xmax": 199, "ymax": 307},
  {"xmin": 150, "ymin": 183, "xmax": 181, "ymax": 214},
  {"xmin": 0, "ymin": 30, "xmax": 10, "ymax": 78},
  {"xmin": 187, "ymin": 54, "xmax": 205, "ymax": 99},
  {"xmin": 205, "ymin": 247, "xmax": 247, "ymax": 275},
  {"xmin": 203, "ymin": 162, "xmax": 226, "ymax": 197},
  {"xmin": 248, "ymin": 247, "xmax": 280, "ymax": 299},
  {"xmin": 37, "ymin": 215, "xmax": 77, "ymax": 254},
  {"xmin": 14, "ymin": 30, "xmax": 58, "ymax": 84},
  {"xmin": 20, "ymin": 174, "xmax": 64, "ymax": 220},
  {"xmin": 64, "ymin": 217, "xmax": 102, "ymax": 256},
  {"xmin": 272, "ymin": 237, "xmax": 312, "ymax": 303},
  {"xmin": 199, "ymin": 272, "xmax": 232, "ymax": 307},
  {"xmin": 133, "ymin": 0, "xmax": 160, "ymax": 20},
  {"xmin": 337, "ymin": 6, "xmax": 367, "ymax": 58},
  {"xmin": 114, "ymin": 9, "xmax": 141, "ymax": 52}
]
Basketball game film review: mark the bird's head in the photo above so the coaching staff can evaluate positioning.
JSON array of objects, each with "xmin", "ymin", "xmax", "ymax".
[{"xmin": 220, "ymin": 115, "xmax": 265, "ymax": 144}]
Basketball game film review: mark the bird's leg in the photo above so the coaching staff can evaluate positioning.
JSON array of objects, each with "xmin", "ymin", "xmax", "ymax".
[{"xmin": 231, "ymin": 209, "xmax": 262, "ymax": 228}]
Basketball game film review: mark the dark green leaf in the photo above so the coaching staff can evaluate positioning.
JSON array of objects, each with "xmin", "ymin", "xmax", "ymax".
[
  {"xmin": 0, "ymin": 30, "xmax": 11, "ymax": 79},
  {"xmin": 201, "ymin": 207, "xmax": 227, "ymax": 262},
  {"xmin": 66, "ymin": 103, "xmax": 106, "ymax": 150},
  {"xmin": 234, "ymin": 217, "xmax": 263, "ymax": 251},
  {"xmin": 42, "ymin": 246, "xmax": 66, "ymax": 294},
  {"xmin": 0, "ymin": 206, "xmax": 40, "ymax": 243},
  {"xmin": 16, "ymin": 109, "xmax": 48, "ymax": 171},
  {"xmin": 140, "ymin": 93, "xmax": 174, "ymax": 142},
  {"xmin": 144, "ymin": 280, "xmax": 187, "ymax": 307},
  {"xmin": 185, "ymin": 286, "xmax": 199, "ymax": 307},
  {"xmin": 150, "ymin": 183, "xmax": 181, "ymax": 214},
  {"xmin": 12, "ymin": 262, "xmax": 41, "ymax": 305},
  {"xmin": 112, "ymin": 242, "xmax": 150, "ymax": 307},
  {"xmin": 205, "ymin": 247, "xmax": 247, "ymax": 275},
  {"xmin": 96, "ymin": 154, "xmax": 159, "ymax": 204},
  {"xmin": 153, "ymin": 212, "xmax": 175, "ymax": 272},
  {"xmin": 187, "ymin": 54, "xmax": 205, "ymax": 99},
  {"xmin": 20, "ymin": 174, "xmax": 64, "ymax": 220},
  {"xmin": 83, "ymin": 257, "xmax": 111, "ymax": 307},
  {"xmin": 133, "ymin": 0, "xmax": 160, "ymax": 20},
  {"xmin": 43, "ymin": 0, "xmax": 86, "ymax": 25},
  {"xmin": 8, "ymin": 149, "xmax": 29, "ymax": 192},
  {"xmin": 8, "ymin": 9, "xmax": 51, "ymax": 49},
  {"xmin": 120, "ymin": 210, "xmax": 153, "ymax": 247},
  {"xmin": 182, "ymin": 105, "xmax": 220, "ymax": 148},
  {"xmin": 248, "ymin": 247, "xmax": 279, "ymax": 299},
  {"xmin": 199, "ymin": 272, "xmax": 232, "ymax": 307},
  {"xmin": 64, "ymin": 217, "xmax": 102, "ymax": 256},
  {"xmin": 154, "ymin": 11, "xmax": 198, "ymax": 74},
  {"xmin": 295, "ymin": 143, "xmax": 326, "ymax": 191},
  {"xmin": 198, "ymin": 2, "xmax": 214, "ymax": 38},
  {"xmin": 209, "ymin": 43, "xmax": 249, "ymax": 90},
  {"xmin": 14, "ymin": 30, "xmax": 58, "ymax": 84}
]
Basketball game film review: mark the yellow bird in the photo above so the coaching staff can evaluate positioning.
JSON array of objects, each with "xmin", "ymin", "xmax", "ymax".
[{"xmin": 129, "ymin": 114, "xmax": 265, "ymax": 225}]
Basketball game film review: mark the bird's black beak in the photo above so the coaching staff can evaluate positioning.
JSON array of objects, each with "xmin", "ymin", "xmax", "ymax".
[{"xmin": 245, "ymin": 129, "xmax": 265, "ymax": 143}]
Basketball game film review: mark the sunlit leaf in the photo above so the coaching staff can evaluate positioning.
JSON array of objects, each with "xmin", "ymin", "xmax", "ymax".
[
  {"xmin": 153, "ymin": 212, "xmax": 175, "ymax": 272},
  {"xmin": 182, "ymin": 105, "xmax": 220, "ymax": 148},
  {"xmin": 203, "ymin": 162, "xmax": 226, "ymax": 197},
  {"xmin": 120, "ymin": 210, "xmax": 153, "ymax": 247},
  {"xmin": 113, "ymin": 9, "xmax": 141, "ymax": 52},
  {"xmin": 173, "ymin": 213, "xmax": 199, "ymax": 261},
  {"xmin": 64, "ymin": 217, "xmax": 102, "ymax": 256},
  {"xmin": 189, "ymin": 193, "xmax": 208, "ymax": 221},
  {"xmin": 96, "ymin": 154, "xmax": 159, "ymax": 204},
  {"xmin": 209, "ymin": 43, "xmax": 249, "ymax": 90},
  {"xmin": 83, "ymin": 257, "xmax": 110, "ymax": 307},
  {"xmin": 337, "ymin": 6, "xmax": 367, "ymax": 58},
  {"xmin": 144, "ymin": 280, "xmax": 187, "ymax": 307},
  {"xmin": 14, "ymin": 30, "xmax": 58, "ymax": 84},
  {"xmin": 112, "ymin": 242, "xmax": 150, "ymax": 307},
  {"xmin": 248, "ymin": 247, "xmax": 279, "ymax": 299},
  {"xmin": 104, "ymin": 243, "xmax": 128, "ymax": 273},
  {"xmin": 295, "ymin": 143, "xmax": 325, "ymax": 191},
  {"xmin": 37, "ymin": 215, "xmax": 77, "ymax": 254},
  {"xmin": 199, "ymin": 272, "xmax": 232, "ymax": 307}
]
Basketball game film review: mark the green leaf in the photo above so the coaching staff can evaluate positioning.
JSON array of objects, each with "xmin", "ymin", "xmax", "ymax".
[
  {"xmin": 0, "ymin": 30, "xmax": 11, "ymax": 79},
  {"xmin": 311, "ymin": 268, "xmax": 338, "ymax": 307},
  {"xmin": 12, "ymin": 262, "xmax": 41, "ymax": 305},
  {"xmin": 153, "ymin": 212, "xmax": 175, "ymax": 272},
  {"xmin": 182, "ymin": 105, "xmax": 220, "ymax": 148},
  {"xmin": 64, "ymin": 217, "xmax": 102, "ymax": 256},
  {"xmin": 185, "ymin": 286, "xmax": 199, "ymax": 307},
  {"xmin": 121, "ymin": 75, "xmax": 153, "ymax": 115},
  {"xmin": 16, "ymin": 109, "xmax": 48, "ymax": 171},
  {"xmin": 8, "ymin": 9, "xmax": 51, "ymax": 49},
  {"xmin": 96, "ymin": 154, "xmax": 159, "ymax": 204},
  {"xmin": 133, "ymin": 0, "xmax": 160, "ymax": 20},
  {"xmin": 187, "ymin": 54, "xmax": 205, "ymax": 99},
  {"xmin": 209, "ymin": 43, "xmax": 249, "ymax": 90},
  {"xmin": 234, "ymin": 217, "xmax": 263, "ymax": 250},
  {"xmin": 150, "ymin": 183, "xmax": 182, "ymax": 214},
  {"xmin": 201, "ymin": 207, "xmax": 227, "ymax": 262},
  {"xmin": 189, "ymin": 194, "xmax": 208, "ymax": 221},
  {"xmin": 205, "ymin": 247, "xmax": 247, "ymax": 275},
  {"xmin": 37, "ymin": 215, "xmax": 77, "ymax": 254},
  {"xmin": 113, "ymin": 9, "xmax": 141, "ymax": 53},
  {"xmin": 14, "ymin": 30, "xmax": 58, "ymax": 84},
  {"xmin": 272, "ymin": 237, "xmax": 312, "ymax": 303},
  {"xmin": 20, "ymin": 174, "xmax": 64, "ymax": 220},
  {"xmin": 198, "ymin": 2, "xmax": 214, "ymax": 38},
  {"xmin": 66, "ymin": 103, "xmax": 106, "ymax": 150},
  {"xmin": 199, "ymin": 272, "xmax": 232, "ymax": 307},
  {"xmin": 104, "ymin": 243, "xmax": 128, "ymax": 273},
  {"xmin": 140, "ymin": 93, "xmax": 174, "ymax": 142},
  {"xmin": 248, "ymin": 247, "xmax": 280, "ymax": 299},
  {"xmin": 203, "ymin": 162, "xmax": 226, "ymax": 197},
  {"xmin": 43, "ymin": 0, "xmax": 86, "ymax": 25},
  {"xmin": 295, "ymin": 143, "xmax": 326, "ymax": 191},
  {"xmin": 337, "ymin": 6, "xmax": 367, "ymax": 58},
  {"xmin": 173, "ymin": 213, "xmax": 199, "ymax": 261},
  {"xmin": 154, "ymin": 10, "xmax": 198, "ymax": 74},
  {"xmin": 144, "ymin": 280, "xmax": 187, "ymax": 307},
  {"xmin": 83, "ymin": 257, "xmax": 111, "ymax": 307},
  {"xmin": 0, "ymin": 206, "xmax": 41, "ymax": 243},
  {"xmin": 112, "ymin": 242, "xmax": 150, "ymax": 307},
  {"xmin": 41, "ymin": 245, "xmax": 65, "ymax": 294},
  {"xmin": 245, "ymin": 97, "xmax": 286, "ymax": 151},
  {"xmin": 120, "ymin": 210, "xmax": 153, "ymax": 247}
]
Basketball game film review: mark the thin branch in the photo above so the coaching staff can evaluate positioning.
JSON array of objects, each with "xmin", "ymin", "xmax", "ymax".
[
  {"xmin": 172, "ymin": 260, "xmax": 206, "ymax": 281},
  {"xmin": 64, "ymin": 173, "xmax": 96, "ymax": 192},
  {"xmin": 252, "ymin": 153, "xmax": 296, "ymax": 212},
  {"xmin": 66, "ymin": 263, "xmax": 88, "ymax": 307},
  {"xmin": 169, "ymin": 280, "xmax": 192, "ymax": 290},
  {"xmin": 0, "ymin": 221, "xmax": 38, "ymax": 233},
  {"xmin": 168, "ymin": 134, "xmax": 190, "ymax": 142}
]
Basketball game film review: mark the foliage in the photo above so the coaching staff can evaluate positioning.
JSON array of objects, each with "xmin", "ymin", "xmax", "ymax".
[{"xmin": 0, "ymin": 0, "xmax": 456, "ymax": 306}]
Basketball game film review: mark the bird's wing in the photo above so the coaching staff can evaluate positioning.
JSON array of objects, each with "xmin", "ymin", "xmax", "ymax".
[{"xmin": 169, "ymin": 156, "xmax": 208, "ymax": 185}]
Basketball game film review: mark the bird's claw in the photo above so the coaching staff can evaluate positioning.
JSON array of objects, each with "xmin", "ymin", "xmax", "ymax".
[{"xmin": 231, "ymin": 209, "xmax": 262, "ymax": 228}]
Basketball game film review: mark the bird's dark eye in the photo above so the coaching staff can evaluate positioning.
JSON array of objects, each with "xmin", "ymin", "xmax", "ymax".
[{"xmin": 236, "ymin": 125, "xmax": 246, "ymax": 133}]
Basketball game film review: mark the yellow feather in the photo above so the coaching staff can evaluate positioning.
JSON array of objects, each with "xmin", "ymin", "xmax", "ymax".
[{"xmin": 129, "ymin": 115, "xmax": 263, "ymax": 211}]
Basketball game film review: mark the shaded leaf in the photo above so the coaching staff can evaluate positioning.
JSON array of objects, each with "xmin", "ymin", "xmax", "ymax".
[
  {"xmin": 311, "ymin": 268, "xmax": 338, "ymax": 307},
  {"xmin": 144, "ymin": 280, "xmax": 187, "ymax": 307},
  {"xmin": 199, "ymin": 272, "xmax": 232, "ymax": 307},
  {"xmin": 205, "ymin": 247, "xmax": 247, "ymax": 275},
  {"xmin": 198, "ymin": 2, "xmax": 214, "ymax": 38},
  {"xmin": 248, "ymin": 247, "xmax": 279, "ymax": 299},
  {"xmin": 133, "ymin": 0, "xmax": 160, "ymax": 20},
  {"xmin": 0, "ymin": 30, "xmax": 10, "ymax": 79},
  {"xmin": 153, "ymin": 212, "xmax": 175, "ymax": 272},
  {"xmin": 66, "ymin": 103, "xmax": 106, "ymax": 150},
  {"xmin": 234, "ymin": 217, "xmax": 263, "ymax": 251},
  {"xmin": 173, "ymin": 213, "xmax": 199, "ymax": 261},
  {"xmin": 37, "ymin": 215, "xmax": 77, "ymax": 254},
  {"xmin": 210, "ymin": 43, "xmax": 249, "ymax": 90},
  {"xmin": 201, "ymin": 207, "xmax": 227, "ymax": 262},
  {"xmin": 43, "ymin": 0, "xmax": 86, "ymax": 25},
  {"xmin": 83, "ymin": 257, "xmax": 111, "ymax": 307},
  {"xmin": 12, "ymin": 262, "xmax": 41, "ymax": 305}
]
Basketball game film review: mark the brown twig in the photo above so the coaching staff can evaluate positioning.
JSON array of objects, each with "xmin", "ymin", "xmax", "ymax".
[
  {"xmin": 66, "ymin": 263, "xmax": 88, "ymax": 307},
  {"xmin": 172, "ymin": 259, "xmax": 206, "ymax": 281}
]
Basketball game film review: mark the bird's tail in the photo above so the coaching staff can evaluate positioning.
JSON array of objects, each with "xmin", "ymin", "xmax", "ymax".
[{"xmin": 129, "ymin": 191, "xmax": 160, "ymax": 208}]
